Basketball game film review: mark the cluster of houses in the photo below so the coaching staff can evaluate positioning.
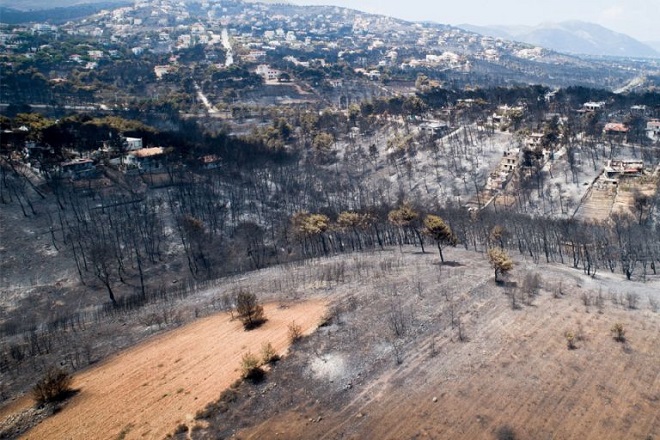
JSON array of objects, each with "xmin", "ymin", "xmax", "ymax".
[
  {"xmin": 580, "ymin": 102, "xmax": 659, "ymax": 140},
  {"xmin": 604, "ymin": 118, "xmax": 660, "ymax": 140},
  {"xmin": 58, "ymin": 136, "xmax": 166, "ymax": 179},
  {"xmin": 53, "ymin": 132, "xmax": 243, "ymax": 180},
  {"xmin": 0, "ymin": 0, "xmax": 586, "ymax": 87},
  {"xmin": 486, "ymin": 100, "xmax": 659, "ymax": 142}
]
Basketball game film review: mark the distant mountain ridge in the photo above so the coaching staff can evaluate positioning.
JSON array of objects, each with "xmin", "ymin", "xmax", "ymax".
[{"xmin": 459, "ymin": 21, "xmax": 659, "ymax": 59}]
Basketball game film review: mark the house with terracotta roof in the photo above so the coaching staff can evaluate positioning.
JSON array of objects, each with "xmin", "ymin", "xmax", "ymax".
[
  {"xmin": 125, "ymin": 147, "xmax": 165, "ymax": 170},
  {"xmin": 604, "ymin": 159, "xmax": 644, "ymax": 179},
  {"xmin": 603, "ymin": 123, "xmax": 628, "ymax": 135}
]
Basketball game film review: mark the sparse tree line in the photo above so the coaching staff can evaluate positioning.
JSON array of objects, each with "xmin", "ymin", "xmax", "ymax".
[
  {"xmin": 15, "ymin": 166, "xmax": 660, "ymax": 315},
  {"xmin": 2, "ymin": 126, "xmax": 659, "ymax": 318},
  {"xmin": 284, "ymin": 201, "xmax": 659, "ymax": 283}
]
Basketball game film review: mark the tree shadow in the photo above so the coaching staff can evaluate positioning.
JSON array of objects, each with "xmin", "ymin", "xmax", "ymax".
[
  {"xmin": 495, "ymin": 424, "xmax": 518, "ymax": 440},
  {"xmin": 37, "ymin": 388, "xmax": 81, "ymax": 411},
  {"xmin": 243, "ymin": 318, "xmax": 267, "ymax": 331},
  {"xmin": 59, "ymin": 388, "xmax": 81, "ymax": 402},
  {"xmin": 243, "ymin": 367, "xmax": 266, "ymax": 384},
  {"xmin": 439, "ymin": 261, "xmax": 463, "ymax": 267}
]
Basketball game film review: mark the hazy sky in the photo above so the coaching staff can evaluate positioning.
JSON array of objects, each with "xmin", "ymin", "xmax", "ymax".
[{"xmin": 290, "ymin": 0, "xmax": 660, "ymax": 42}]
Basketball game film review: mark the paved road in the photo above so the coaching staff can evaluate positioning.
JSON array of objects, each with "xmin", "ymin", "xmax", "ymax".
[{"xmin": 222, "ymin": 28, "xmax": 233, "ymax": 67}]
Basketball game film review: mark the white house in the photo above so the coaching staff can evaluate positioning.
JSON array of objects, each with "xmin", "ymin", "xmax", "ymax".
[
  {"xmin": 583, "ymin": 101, "xmax": 605, "ymax": 112},
  {"xmin": 500, "ymin": 149, "xmax": 520, "ymax": 173},
  {"xmin": 87, "ymin": 50, "xmax": 104, "ymax": 60},
  {"xmin": 255, "ymin": 64, "xmax": 280, "ymax": 81},
  {"xmin": 125, "ymin": 137, "xmax": 143, "ymax": 151},
  {"xmin": 646, "ymin": 119, "xmax": 660, "ymax": 141},
  {"xmin": 526, "ymin": 133, "xmax": 545, "ymax": 149},
  {"xmin": 366, "ymin": 70, "xmax": 381, "ymax": 80},
  {"xmin": 419, "ymin": 121, "xmax": 448, "ymax": 136}
]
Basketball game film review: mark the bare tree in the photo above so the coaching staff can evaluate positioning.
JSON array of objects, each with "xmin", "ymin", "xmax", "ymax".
[{"xmin": 89, "ymin": 244, "xmax": 118, "ymax": 306}]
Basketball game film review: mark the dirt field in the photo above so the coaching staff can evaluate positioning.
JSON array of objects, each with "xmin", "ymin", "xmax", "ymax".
[{"xmin": 12, "ymin": 300, "xmax": 326, "ymax": 440}]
